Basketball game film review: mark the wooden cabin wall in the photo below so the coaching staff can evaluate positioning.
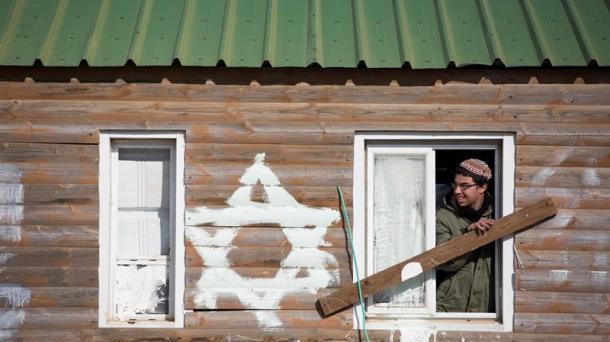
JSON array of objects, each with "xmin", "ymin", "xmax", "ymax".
[{"xmin": 0, "ymin": 81, "xmax": 609, "ymax": 341}]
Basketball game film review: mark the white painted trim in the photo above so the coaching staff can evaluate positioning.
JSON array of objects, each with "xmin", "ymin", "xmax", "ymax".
[
  {"xmin": 98, "ymin": 131, "xmax": 185, "ymax": 328},
  {"xmin": 352, "ymin": 131, "xmax": 516, "ymax": 333}
]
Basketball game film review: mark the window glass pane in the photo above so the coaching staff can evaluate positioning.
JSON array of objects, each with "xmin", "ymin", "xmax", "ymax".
[
  {"xmin": 118, "ymin": 148, "xmax": 170, "ymax": 209},
  {"xmin": 372, "ymin": 154, "xmax": 426, "ymax": 307},
  {"xmin": 115, "ymin": 264, "xmax": 169, "ymax": 317},
  {"xmin": 117, "ymin": 211, "xmax": 170, "ymax": 257}
]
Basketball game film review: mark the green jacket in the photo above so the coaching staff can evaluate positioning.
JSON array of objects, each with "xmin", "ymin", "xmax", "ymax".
[{"xmin": 435, "ymin": 195, "xmax": 495, "ymax": 312}]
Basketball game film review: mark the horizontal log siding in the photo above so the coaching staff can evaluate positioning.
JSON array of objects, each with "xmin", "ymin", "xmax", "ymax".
[{"xmin": 0, "ymin": 81, "xmax": 608, "ymax": 340}]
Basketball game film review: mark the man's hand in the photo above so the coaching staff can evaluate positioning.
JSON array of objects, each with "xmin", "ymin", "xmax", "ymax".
[{"xmin": 468, "ymin": 218, "xmax": 495, "ymax": 235}]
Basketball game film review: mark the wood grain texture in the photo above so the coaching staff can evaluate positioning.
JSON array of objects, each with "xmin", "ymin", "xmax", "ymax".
[
  {"xmin": 516, "ymin": 229, "xmax": 610, "ymax": 251},
  {"xmin": 0, "ymin": 287, "xmax": 97, "ymax": 308},
  {"xmin": 517, "ymin": 250, "xmax": 610, "ymax": 270},
  {"xmin": 516, "ymin": 270, "xmax": 610, "ymax": 293},
  {"xmin": 516, "ymin": 292, "xmax": 610, "ymax": 314},
  {"xmin": 0, "ymin": 226, "xmax": 98, "ymax": 247},
  {"xmin": 185, "ymin": 310, "xmax": 352, "ymax": 329},
  {"xmin": 0, "ymin": 308, "xmax": 97, "ymax": 328},
  {"xmin": 0, "ymin": 266, "xmax": 97, "ymax": 287},
  {"xmin": 515, "ymin": 313, "xmax": 610, "ymax": 335},
  {"xmin": 0, "ymin": 247, "xmax": 98, "ymax": 267}
]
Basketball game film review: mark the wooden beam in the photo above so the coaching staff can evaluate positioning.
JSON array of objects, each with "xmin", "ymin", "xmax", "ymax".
[{"xmin": 317, "ymin": 197, "xmax": 557, "ymax": 316}]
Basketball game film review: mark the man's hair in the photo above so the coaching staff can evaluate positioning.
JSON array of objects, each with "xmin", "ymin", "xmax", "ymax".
[{"xmin": 455, "ymin": 165, "xmax": 489, "ymax": 186}]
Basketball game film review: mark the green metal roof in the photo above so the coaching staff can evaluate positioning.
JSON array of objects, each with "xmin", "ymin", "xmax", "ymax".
[{"xmin": 0, "ymin": 0, "xmax": 608, "ymax": 68}]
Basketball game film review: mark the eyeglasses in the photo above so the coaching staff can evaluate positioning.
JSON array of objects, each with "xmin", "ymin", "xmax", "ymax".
[{"xmin": 451, "ymin": 182, "xmax": 478, "ymax": 191}]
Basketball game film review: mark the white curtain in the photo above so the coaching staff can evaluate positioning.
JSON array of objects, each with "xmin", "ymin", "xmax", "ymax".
[{"xmin": 372, "ymin": 154, "xmax": 425, "ymax": 307}]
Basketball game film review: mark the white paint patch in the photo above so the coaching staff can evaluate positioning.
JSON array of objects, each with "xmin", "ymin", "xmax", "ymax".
[
  {"xmin": 549, "ymin": 270, "xmax": 569, "ymax": 283},
  {"xmin": 0, "ymin": 164, "xmax": 22, "ymax": 184},
  {"xmin": 582, "ymin": 168, "xmax": 601, "ymax": 187},
  {"xmin": 0, "ymin": 184, "xmax": 23, "ymax": 205},
  {"xmin": 187, "ymin": 154, "xmax": 341, "ymax": 328},
  {"xmin": 0, "ymin": 206, "xmax": 23, "ymax": 226},
  {"xmin": 401, "ymin": 262, "xmax": 423, "ymax": 282},
  {"xmin": 0, "ymin": 309, "xmax": 25, "ymax": 329},
  {"xmin": 400, "ymin": 327, "xmax": 434, "ymax": 342},
  {"xmin": 0, "ymin": 253, "xmax": 15, "ymax": 265},
  {"xmin": 531, "ymin": 167, "xmax": 555, "ymax": 186},
  {"xmin": 0, "ymin": 226, "xmax": 21, "ymax": 243},
  {"xmin": 0, "ymin": 284, "xmax": 31, "ymax": 307},
  {"xmin": 115, "ymin": 264, "xmax": 168, "ymax": 320}
]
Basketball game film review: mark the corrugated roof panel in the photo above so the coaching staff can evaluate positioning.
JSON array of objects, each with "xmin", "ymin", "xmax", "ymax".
[
  {"xmin": 396, "ymin": 0, "xmax": 447, "ymax": 68},
  {"xmin": 128, "ymin": 0, "xmax": 185, "ymax": 66},
  {"xmin": 0, "ymin": 0, "xmax": 608, "ymax": 68},
  {"xmin": 438, "ymin": 0, "xmax": 493, "ymax": 66},
  {"xmin": 0, "ymin": 0, "xmax": 59, "ymax": 65},
  {"xmin": 266, "ymin": 0, "xmax": 309, "ymax": 67},
  {"xmin": 315, "ymin": 0, "xmax": 358, "ymax": 67},
  {"xmin": 480, "ymin": 0, "xmax": 541, "ymax": 66},
  {"xmin": 221, "ymin": 0, "xmax": 267, "ymax": 67},
  {"xmin": 354, "ymin": 0, "xmax": 401, "ymax": 68},
  {"xmin": 175, "ymin": 0, "xmax": 226, "ymax": 66},
  {"xmin": 40, "ymin": 0, "xmax": 102, "ymax": 66},
  {"xmin": 85, "ymin": 0, "xmax": 142, "ymax": 66},
  {"xmin": 565, "ymin": 0, "xmax": 610, "ymax": 66},
  {"xmin": 523, "ymin": 0, "xmax": 587, "ymax": 66}
]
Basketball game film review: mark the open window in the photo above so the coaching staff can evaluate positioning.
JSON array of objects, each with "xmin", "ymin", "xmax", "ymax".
[
  {"xmin": 99, "ymin": 132, "xmax": 185, "ymax": 328},
  {"xmin": 353, "ymin": 132, "xmax": 515, "ymax": 332}
]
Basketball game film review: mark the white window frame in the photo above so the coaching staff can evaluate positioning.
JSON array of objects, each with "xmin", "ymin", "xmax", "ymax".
[
  {"xmin": 353, "ymin": 132, "xmax": 515, "ymax": 332},
  {"xmin": 99, "ymin": 131, "xmax": 185, "ymax": 328}
]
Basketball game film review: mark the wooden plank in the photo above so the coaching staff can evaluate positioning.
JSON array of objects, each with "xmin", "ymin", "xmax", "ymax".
[
  {"xmin": 0, "ymin": 287, "xmax": 97, "ymax": 308},
  {"xmin": 184, "ymin": 288, "xmax": 335, "ymax": 310},
  {"xmin": 517, "ymin": 146, "xmax": 610, "ymax": 167},
  {"xmin": 437, "ymin": 332, "xmax": 609, "ymax": 342},
  {"xmin": 0, "ymin": 123, "xmax": 99, "ymax": 144},
  {"xmin": 515, "ymin": 313, "xmax": 610, "ymax": 335},
  {"xmin": 516, "ymin": 229, "xmax": 610, "ymax": 251},
  {"xmin": 0, "ymin": 142, "xmax": 97, "ymax": 164},
  {"xmin": 185, "ymin": 246, "xmax": 349, "ymax": 268},
  {"xmin": 0, "ymin": 329, "xmax": 95, "ymax": 342},
  {"xmin": 0, "ymin": 163, "xmax": 97, "ymax": 185},
  {"xmin": 0, "ymin": 226, "xmax": 98, "ymax": 247},
  {"xmin": 517, "ymin": 135, "xmax": 610, "ymax": 146},
  {"xmin": 535, "ymin": 209, "xmax": 610, "ymax": 231},
  {"xmin": 516, "ymin": 291, "xmax": 610, "ymax": 314},
  {"xmin": 516, "ymin": 270, "xmax": 610, "ymax": 293},
  {"xmin": 0, "ymin": 185, "xmax": 98, "ymax": 205},
  {"xmin": 517, "ymin": 250, "xmax": 610, "ymax": 270},
  {"xmin": 516, "ymin": 187, "xmax": 610, "ymax": 210},
  {"xmin": 186, "ymin": 163, "xmax": 352, "ymax": 187},
  {"xmin": 187, "ymin": 185, "xmax": 351, "ymax": 208},
  {"xmin": 185, "ymin": 226, "xmax": 347, "ymax": 248},
  {"xmin": 516, "ymin": 167, "xmax": 610, "ymax": 189},
  {"xmin": 2, "ymin": 82, "xmax": 609, "ymax": 106},
  {"xmin": 0, "ymin": 308, "xmax": 97, "ymax": 329},
  {"xmin": 185, "ymin": 267, "xmax": 351, "ymax": 289},
  {"xmin": 0, "ymin": 247, "xmax": 98, "ymax": 267},
  {"xmin": 0, "ymin": 267, "xmax": 97, "ymax": 287},
  {"xmin": 0, "ymin": 205, "xmax": 99, "ymax": 225},
  {"xmin": 185, "ymin": 310, "xmax": 352, "ymax": 329},
  {"xmin": 318, "ymin": 198, "xmax": 557, "ymax": 316}
]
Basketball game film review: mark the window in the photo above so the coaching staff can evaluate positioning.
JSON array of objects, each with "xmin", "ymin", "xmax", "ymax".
[
  {"xmin": 99, "ymin": 132, "xmax": 185, "ymax": 328},
  {"xmin": 353, "ymin": 132, "xmax": 515, "ymax": 332}
]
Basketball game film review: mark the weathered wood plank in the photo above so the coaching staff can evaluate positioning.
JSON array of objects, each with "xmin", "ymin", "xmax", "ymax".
[
  {"xmin": 516, "ymin": 167, "xmax": 610, "ymax": 189},
  {"xmin": 186, "ymin": 163, "xmax": 352, "ymax": 186},
  {"xmin": 515, "ymin": 313, "xmax": 610, "ymax": 335},
  {"xmin": 535, "ymin": 209, "xmax": 610, "ymax": 231},
  {"xmin": 0, "ymin": 163, "xmax": 97, "ymax": 184},
  {"xmin": 516, "ymin": 187, "xmax": 610, "ymax": 210},
  {"xmin": 517, "ymin": 250, "xmax": 610, "ymax": 270},
  {"xmin": 437, "ymin": 332, "xmax": 610, "ymax": 342},
  {"xmin": 516, "ymin": 291, "xmax": 610, "ymax": 314},
  {"xmin": 184, "ymin": 288, "xmax": 334, "ymax": 310},
  {"xmin": 0, "ymin": 247, "xmax": 98, "ymax": 267},
  {"xmin": 185, "ymin": 310, "xmax": 352, "ymax": 329},
  {"xmin": 0, "ymin": 267, "xmax": 97, "ymax": 287},
  {"xmin": 185, "ymin": 226, "xmax": 347, "ymax": 248},
  {"xmin": 0, "ymin": 308, "xmax": 97, "ymax": 329},
  {"xmin": 0, "ymin": 226, "xmax": 98, "ymax": 247},
  {"xmin": 0, "ymin": 287, "xmax": 97, "ymax": 308},
  {"xmin": 2, "ymin": 82, "xmax": 609, "ymax": 106},
  {"xmin": 187, "ymin": 185, "xmax": 351, "ymax": 208},
  {"xmin": 318, "ymin": 198, "xmax": 557, "ymax": 315},
  {"xmin": 517, "ymin": 146, "xmax": 610, "ymax": 167},
  {"xmin": 516, "ymin": 270, "xmax": 610, "ymax": 293},
  {"xmin": 0, "ymin": 143, "xmax": 97, "ymax": 164},
  {"xmin": 0, "ymin": 329, "xmax": 95, "ymax": 342},
  {"xmin": 0, "ymin": 123, "xmax": 99, "ymax": 144},
  {"xmin": 185, "ymin": 246, "xmax": 349, "ymax": 268},
  {"xmin": 0, "ymin": 205, "xmax": 99, "ymax": 225},
  {"xmin": 185, "ymin": 267, "xmax": 351, "ymax": 289},
  {"xmin": 516, "ymin": 229, "xmax": 610, "ymax": 251},
  {"xmin": 517, "ymin": 135, "xmax": 610, "ymax": 146},
  {"xmin": 0, "ymin": 185, "xmax": 98, "ymax": 205}
]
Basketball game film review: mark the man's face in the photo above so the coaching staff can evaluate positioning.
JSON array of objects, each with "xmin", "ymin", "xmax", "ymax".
[{"xmin": 453, "ymin": 174, "xmax": 487, "ymax": 209}]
